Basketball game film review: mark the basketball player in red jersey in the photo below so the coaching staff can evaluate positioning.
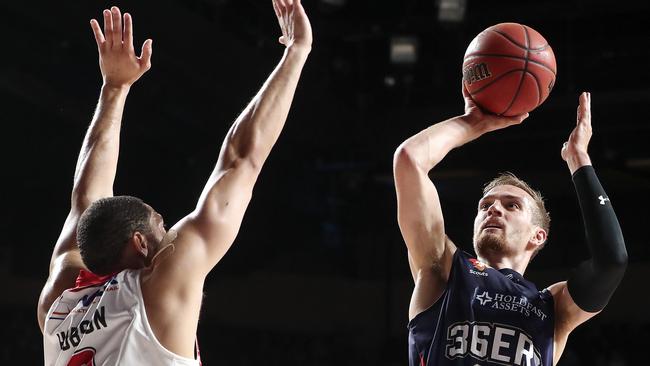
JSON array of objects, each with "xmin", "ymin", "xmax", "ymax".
[
  {"xmin": 38, "ymin": 1, "xmax": 312, "ymax": 364},
  {"xmin": 394, "ymin": 86, "xmax": 627, "ymax": 365}
]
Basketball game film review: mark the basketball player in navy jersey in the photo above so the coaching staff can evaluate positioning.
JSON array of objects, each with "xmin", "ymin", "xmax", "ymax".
[
  {"xmin": 38, "ymin": 2, "xmax": 312, "ymax": 364},
  {"xmin": 393, "ymin": 87, "xmax": 627, "ymax": 366}
]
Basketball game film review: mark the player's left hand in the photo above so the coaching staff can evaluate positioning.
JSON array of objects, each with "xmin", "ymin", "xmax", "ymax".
[
  {"xmin": 561, "ymin": 92, "xmax": 593, "ymax": 171},
  {"xmin": 272, "ymin": 0, "xmax": 312, "ymax": 52}
]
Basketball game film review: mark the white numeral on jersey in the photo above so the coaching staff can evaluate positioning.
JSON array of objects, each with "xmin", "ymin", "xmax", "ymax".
[{"xmin": 445, "ymin": 321, "xmax": 542, "ymax": 366}]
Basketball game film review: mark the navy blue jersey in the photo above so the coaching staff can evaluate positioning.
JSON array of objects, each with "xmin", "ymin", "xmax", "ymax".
[{"xmin": 408, "ymin": 250, "xmax": 554, "ymax": 366}]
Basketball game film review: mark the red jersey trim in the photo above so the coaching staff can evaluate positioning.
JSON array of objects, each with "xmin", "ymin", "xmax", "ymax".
[{"xmin": 69, "ymin": 269, "xmax": 118, "ymax": 292}]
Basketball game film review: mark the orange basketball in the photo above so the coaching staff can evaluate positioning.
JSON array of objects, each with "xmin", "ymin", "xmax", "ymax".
[{"xmin": 462, "ymin": 23, "xmax": 556, "ymax": 116}]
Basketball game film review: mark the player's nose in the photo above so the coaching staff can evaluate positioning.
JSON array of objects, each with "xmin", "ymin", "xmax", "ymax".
[{"xmin": 487, "ymin": 201, "xmax": 504, "ymax": 216}]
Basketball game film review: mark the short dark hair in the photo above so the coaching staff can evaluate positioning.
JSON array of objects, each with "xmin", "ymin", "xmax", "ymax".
[
  {"xmin": 77, "ymin": 196, "xmax": 152, "ymax": 275},
  {"xmin": 483, "ymin": 173, "xmax": 551, "ymax": 256}
]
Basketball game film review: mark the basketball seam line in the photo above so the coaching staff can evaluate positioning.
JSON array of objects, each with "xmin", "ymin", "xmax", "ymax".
[
  {"xmin": 527, "ymin": 70, "xmax": 543, "ymax": 107},
  {"xmin": 463, "ymin": 54, "xmax": 557, "ymax": 76},
  {"xmin": 501, "ymin": 24, "xmax": 530, "ymax": 115},
  {"xmin": 528, "ymin": 25, "xmax": 545, "ymax": 107},
  {"xmin": 527, "ymin": 24, "xmax": 543, "ymax": 107},
  {"xmin": 490, "ymin": 29, "xmax": 549, "ymax": 52}
]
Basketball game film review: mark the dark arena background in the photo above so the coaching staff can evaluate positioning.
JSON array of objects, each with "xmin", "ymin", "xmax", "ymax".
[{"xmin": 2, "ymin": 0, "xmax": 649, "ymax": 364}]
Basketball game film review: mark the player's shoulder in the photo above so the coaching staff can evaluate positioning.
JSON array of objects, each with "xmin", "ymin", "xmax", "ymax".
[{"xmin": 38, "ymin": 254, "xmax": 88, "ymax": 331}]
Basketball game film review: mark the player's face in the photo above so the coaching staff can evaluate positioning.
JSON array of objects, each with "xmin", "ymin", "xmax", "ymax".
[{"xmin": 473, "ymin": 185, "xmax": 537, "ymax": 258}]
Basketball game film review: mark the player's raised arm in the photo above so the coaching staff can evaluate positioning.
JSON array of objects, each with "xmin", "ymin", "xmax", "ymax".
[
  {"xmin": 393, "ymin": 85, "xmax": 527, "ymax": 318},
  {"xmin": 37, "ymin": 6, "xmax": 152, "ymax": 331},
  {"xmin": 549, "ymin": 92, "xmax": 628, "ymax": 362},
  {"xmin": 160, "ymin": 0, "xmax": 311, "ymax": 277},
  {"xmin": 133, "ymin": 2, "xmax": 312, "ymax": 358}
]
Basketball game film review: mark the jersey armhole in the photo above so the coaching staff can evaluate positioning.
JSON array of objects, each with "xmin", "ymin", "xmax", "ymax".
[
  {"xmin": 134, "ymin": 270, "xmax": 201, "ymax": 364},
  {"xmin": 407, "ymin": 249, "xmax": 463, "ymax": 329}
]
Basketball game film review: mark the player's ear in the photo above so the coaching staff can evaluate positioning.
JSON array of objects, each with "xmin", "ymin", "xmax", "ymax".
[
  {"xmin": 531, "ymin": 227, "xmax": 547, "ymax": 246},
  {"xmin": 130, "ymin": 231, "xmax": 149, "ymax": 258}
]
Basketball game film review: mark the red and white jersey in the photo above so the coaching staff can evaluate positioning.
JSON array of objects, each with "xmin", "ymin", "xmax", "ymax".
[{"xmin": 43, "ymin": 269, "xmax": 201, "ymax": 366}]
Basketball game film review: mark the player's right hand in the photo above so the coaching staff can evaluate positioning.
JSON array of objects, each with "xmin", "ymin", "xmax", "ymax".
[
  {"xmin": 272, "ymin": 0, "xmax": 312, "ymax": 52},
  {"xmin": 461, "ymin": 82, "xmax": 528, "ymax": 135},
  {"xmin": 90, "ymin": 6, "xmax": 152, "ymax": 88}
]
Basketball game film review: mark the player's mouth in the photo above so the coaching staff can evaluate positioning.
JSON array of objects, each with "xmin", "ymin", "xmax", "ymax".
[{"xmin": 481, "ymin": 220, "xmax": 505, "ymax": 231}]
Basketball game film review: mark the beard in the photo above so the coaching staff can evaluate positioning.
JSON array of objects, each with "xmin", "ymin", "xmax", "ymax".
[
  {"xmin": 474, "ymin": 230, "xmax": 511, "ymax": 257},
  {"xmin": 144, "ymin": 233, "xmax": 163, "ymax": 266}
]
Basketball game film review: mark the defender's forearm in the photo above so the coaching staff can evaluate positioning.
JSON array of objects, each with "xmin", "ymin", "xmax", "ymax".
[
  {"xmin": 221, "ymin": 47, "xmax": 309, "ymax": 170},
  {"xmin": 72, "ymin": 84, "xmax": 130, "ymax": 207}
]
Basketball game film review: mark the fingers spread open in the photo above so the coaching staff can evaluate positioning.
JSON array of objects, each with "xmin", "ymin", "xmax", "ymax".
[
  {"xmin": 139, "ymin": 39, "xmax": 153, "ymax": 70},
  {"xmin": 90, "ymin": 19, "xmax": 105, "ymax": 45},
  {"xmin": 272, "ymin": 0, "xmax": 285, "ymax": 41},
  {"xmin": 288, "ymin": 3, "xmax": 295, "ymax": 40},
  {"xmin": 111, "ymin": 6, "xmax": 122, "ymax": 47},
  {"xmin": 103, "ymin": 9, "xmax": 113, "ymax": 46},
  {"xmin": 275, "ymin": 0, "xmax": 289, "ymax": 41},
  {"xmin": 272, "ymin": 0, "xmax": 281, "ymax": 20},
  {"xmin": 124, "ymin": 13, "xmax": 133, "ymax": 50}
]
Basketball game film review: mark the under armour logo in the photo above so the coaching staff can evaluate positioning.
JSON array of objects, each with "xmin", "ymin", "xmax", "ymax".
[{"xmin": 598, "ymin": 195, "xmax": 610, "ymax": 205}]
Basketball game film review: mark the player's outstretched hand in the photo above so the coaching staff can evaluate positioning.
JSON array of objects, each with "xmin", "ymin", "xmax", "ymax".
[
  {"xmin": 461, "ymin": 82, "xmax": 528, "ymax": 135},
  {"xmin": 90, "ymin": 6, "xmax": 152, "ymax": 88},
  {"xmin": 272, "ymin": 0, "xmax": 312, "ymax": 52},
  {"xmin": 561, "ymin": 92, "xmax": 592, "ymax": 162}
]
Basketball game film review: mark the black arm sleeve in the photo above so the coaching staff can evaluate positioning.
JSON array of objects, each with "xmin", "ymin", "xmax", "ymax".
[{"xmin": 566, "ymin": 165, "xmax": 628, "ymax": 312}]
